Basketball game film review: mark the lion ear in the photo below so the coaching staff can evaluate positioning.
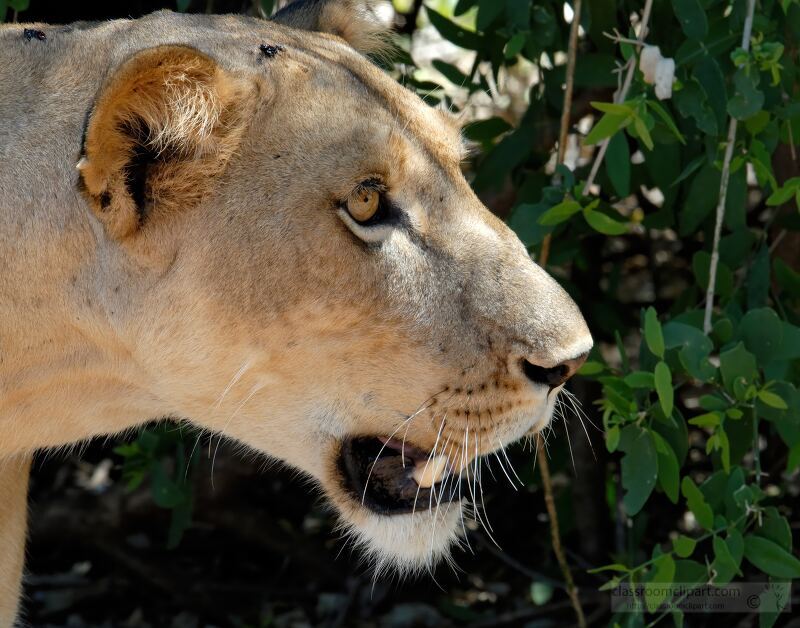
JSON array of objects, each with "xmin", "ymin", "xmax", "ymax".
[
  {"xmin": 78, "ymin": 45, "xmax": 256, "ymax": 240},
  {"xmin": 272, "ymin": 0, "xmax": 390, "ymax": 56}
]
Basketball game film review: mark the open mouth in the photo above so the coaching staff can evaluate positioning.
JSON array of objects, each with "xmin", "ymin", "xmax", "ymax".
[{"xmin": 338, "ymin": 436, "xmax": 462, "ymax": 516}]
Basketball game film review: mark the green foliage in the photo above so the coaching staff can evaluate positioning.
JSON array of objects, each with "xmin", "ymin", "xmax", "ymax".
[
  {"xmin": 416, "ymin": 0, "xmax": 800, "ymax": 624},
  {"xmin": 114, "ymin": 424, "xmax": 199, "ymax": 548}
]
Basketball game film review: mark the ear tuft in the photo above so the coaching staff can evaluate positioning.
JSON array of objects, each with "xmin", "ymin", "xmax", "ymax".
[
  {"xmin": 272, "ymin": 0, "xmax": 392, "ymax": 58},
  {"xmin": 80, "ymin": 45, "xmax": 255, "ymax": 239}
]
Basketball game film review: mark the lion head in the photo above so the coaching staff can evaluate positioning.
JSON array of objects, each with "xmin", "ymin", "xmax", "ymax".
[{"xmin": 69, "ymin": 1, "xmax": 592, "ymax": 573}]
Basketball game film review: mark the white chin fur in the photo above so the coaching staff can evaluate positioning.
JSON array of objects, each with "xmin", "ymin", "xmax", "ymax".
[{"xmin": 337, "ymin": 501, "xmax": 464, "ymax": 577}]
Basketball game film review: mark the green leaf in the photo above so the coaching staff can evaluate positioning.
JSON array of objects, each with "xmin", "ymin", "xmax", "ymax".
[
  {"xmin": 757, "ymin": 508, "xmax": 793, "ymax": 551},
  {"xmin": 585, "ymin": 112, "xmax": 630, "ymax": 145},
  {"xmin": 766, "ymin": 177, "xmax": 800, "ymax": 206},
  {"xmin": 739, "ymin": 308, "xmax": 782, "ymax": 366},
  {"xmin": 680, "ymin": 165, "xmax": 721, "ymax": 235},
  {"xmin": 758, "ymin": 390, "xmax": 788, "ymax": 409},
  {"xmin": 624, "ymin": 371, "xmax": 655, "ymax": 389},
  {"xmin": 758, "ymin": 581, "xmax": 792, "ymax": 628},
  {"xmin": 538, "ymin": 200, "xmax": 582, "ymax": 225},
  {"xmin": 712, "ymin": 534, "xmax": 742, "ymax": 584},
  {"xmin": 655, "ymin": 361, "xmax": 674, "ymax": 417},
  {"xmin": 694, "ymin": 57, "xmax": 728, "ymax": 131},
  {"xmin": 688, "ymin": 412, "xmax": 721, "ymax": 428},
  {"xmin": 673, "ymin": 535, "xmax": 697, "ymax": 558},
  {"xmin": 432, "ymin": 59, "xmax": 470, "ymax": 86},
  {"xmin": 504, "ymin": 32, "xmax": 528, "ymax": 59},
  {"xmin": 774, "ymin": 258, "xmax": 800, "ymax": 296},
  {"xmin": 579, "ymin": 361, "xmax": 605, "ymax": 375},
  {"xmin": 652, "ymin": 431, "xmax": 680, "ymax": 503},
  {"xmin": 150, "ymin": 461, "xmax": 185, "ymax": 509},
  {"xmin": 681, "ymin": 476, "xmax": 714, "ymax": 530},
  {"xmin": 646, "ymin": 100, "xmax": 686, "ymax": 144},
  {"xmin": 632, "ymin": 115, "xmax": 654, "ymax": 150},
  {"xmin": 747, "ymin": 246, "xmax": 771, "ymax": 309},
  {"xmin": 672, "ymin": 155, "xmax": 706, "ymax": 188},
  {"xmin": 644, "ymin": 307, "xmax": 665, "ymax": 358},
  {"xmin": 505, "ymin": 0, "xmax": 530, "ymax": 29},
  {"xmin": 426, "ymin": 8, "xmax": 484, "ymax": 50},
  {"xmin": 591, "ymin": 101, "xmax": 636, "ymax": 115},
  {"xmin": 476, "ymin": 0, "xmax": 504, "ymax": 30},
  {"xmin": 724, "ymin": 168, "xmax": 748, "ymax": 230},
  {"xmin": 646, "ymin": 554, "xmax": 676, "ymax": 613},
  {"xmin": 463, "ymin": 117, "xmax": 512, "ymax": 142},
  {"xmin": 674, "ymin": 81, "xmax": 718, "ymax": 136},
  {"xmin": 605, "ymin": 132, "xmax": 631, "ymax": 197},
  {"xmin": 619, "ymin": 425, "xmax": 658, "ymax": 515},
  {"xmin": 743, "ymin": 535, "xmax": 800, "ymax": 578},
  {"xmin": 606, "ymin": 425, "xmax": 621, "ymax": 452},
  {"xmin": 588, "ymin": 563, "xmax": 630, "ymax": 574},
  {"xmin": 672, "ymin": 0, "xmax": 709, "ymax": 40},
  {"xmin": 693, "ymin": 251, "xmax": 734, "ymax": 298},
  {"xmin": 583, "ymin": 206, "xmax": 627, "ymax": 235},
  {"xmin": 719, "ymin": 343, "xmax": 758, "ymax": 395},
  {"xmin": 728, "ymin": 69, "xmax": 765, "ymax": 120}
]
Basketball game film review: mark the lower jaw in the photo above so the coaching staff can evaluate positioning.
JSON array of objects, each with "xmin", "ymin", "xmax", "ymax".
[{"xmin": 337, "ymin": 436, "xmax": 463, "ymax": 516}]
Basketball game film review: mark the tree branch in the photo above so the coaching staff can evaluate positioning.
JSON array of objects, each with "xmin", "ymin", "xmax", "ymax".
[
  {"xmin": 583, "ymin": 0, "xmax": 655, "ymax": 193},
  {"xmin": 535, "ymin": 4, "xmax": 587, "ymax": 625},
  {"xmin": 703, "ymin": 0, "xmax": 757, "ymax": 334},
  {"xmin": 534, "ymin": 433, "xmax": 586, "ymax": 628}
]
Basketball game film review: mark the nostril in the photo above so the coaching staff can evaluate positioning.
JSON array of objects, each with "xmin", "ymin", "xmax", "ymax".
[
  {"xmin": 522, "ymin": 352, "xmax": 588, "ymax": 389},
  {"xmin": 522, "ymin": 360, "xmax": 569, "ymax": 388}
]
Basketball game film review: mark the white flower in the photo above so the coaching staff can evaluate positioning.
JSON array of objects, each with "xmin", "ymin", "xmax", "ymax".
[
  {"xmin": 638, "ymin": 45, "xmax": 675, "ymax": 100},
  {"xmin": 639, "ymin": 45, "xmax": 662, "ymax": 84},
  {"xmin": 654, "ymin": 58, "xmax": 676, "ymax": 100}
]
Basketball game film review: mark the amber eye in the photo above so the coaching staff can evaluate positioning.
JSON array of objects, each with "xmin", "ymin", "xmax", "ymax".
[{"xmin": 346, "ymin": 187, "xmax": 381, "ymax": 223}]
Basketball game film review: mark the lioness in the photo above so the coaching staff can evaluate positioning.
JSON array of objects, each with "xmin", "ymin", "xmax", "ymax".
[{"xmin": 0, "ymin": 0, "xmax": 592, "ymax": 623}]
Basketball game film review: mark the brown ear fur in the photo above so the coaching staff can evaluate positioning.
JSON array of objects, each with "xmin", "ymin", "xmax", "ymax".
[
  {"xmin": 272, "ymin": 0, "xmax": 391, "ymax": 56},
  {"xmin": 79, "ymin": 45, "xmax": 255, "ymax": 239}
]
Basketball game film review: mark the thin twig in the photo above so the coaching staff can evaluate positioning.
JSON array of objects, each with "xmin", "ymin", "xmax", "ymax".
[
  {"xmin": 583, "ymin": 0, "xmax": 655, "ymax": 194},
  {"xmin": 539, "ymin": 0, "xmax": 583, "ymax": 267},
  {"xmin": 535, "ymin": 433, "xmax": 587, "ymax": 628},
  {"xmin": 703, "ymin": 0, "xmax": 757, "ymax": 334},
  {"xmin": 534, "ymin": 5, "xmax": 587, "ymax": 626}
]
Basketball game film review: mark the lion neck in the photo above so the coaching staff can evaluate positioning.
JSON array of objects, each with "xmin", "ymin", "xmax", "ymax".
[{"xmin": 0, "ymin": 25, "xmax": 166, "ymax": 455}]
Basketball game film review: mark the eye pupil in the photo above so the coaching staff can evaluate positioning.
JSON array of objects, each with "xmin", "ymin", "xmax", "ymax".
[{"xmin": 345, "ymin": 185, "xmax": 382, "ymax": 223}]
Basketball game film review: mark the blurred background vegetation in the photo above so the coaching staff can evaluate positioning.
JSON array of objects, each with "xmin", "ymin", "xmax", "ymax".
[{"xmin": 3, "ymin": 0, "xmax": 800, "ymax": 626}]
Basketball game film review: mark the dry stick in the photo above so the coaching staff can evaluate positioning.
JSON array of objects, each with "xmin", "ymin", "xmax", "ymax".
[
  {"xmin": 539, "ymin": 0, "xmax": 585, "ymax": 265},
  {"xmin": 533, "ymin": 2, "xmax": 657, "ymax": 626},
  {"xmin": 534, "ymin": 432, "xmax": 586, "ymax": 628},
  {"xmin": 583, "ymin": 0, "xmax": 655, "ymax": 193},
  {"xmin": 703, "ymin": 0, "xmax": 757, "ymax": 334},
  {"xmin": 534, "ymin": 3, "xmax": 587, "ymax": 628}
]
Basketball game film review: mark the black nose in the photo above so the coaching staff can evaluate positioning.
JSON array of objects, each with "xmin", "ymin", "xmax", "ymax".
[{"xmin": 522, "ymin": 353, "xmax": 588, "ymax": 389}]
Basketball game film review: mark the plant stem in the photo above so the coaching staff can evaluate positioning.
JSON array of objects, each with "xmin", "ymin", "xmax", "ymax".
[
  {"xmin": 753, "ymin": 414, "xmax": 762, "ymax": 485},
  {"xmin": 703, "ymin": 0, "xmax": 756, "ymax": 334},
  {"xmin": 583, "ymin": 0, "xmax": 654, "ymax": 194},
  {"xmin": 535, "ymin": 433, "xmax": 587, "ymax": 628},
  {"xmin": 539, "ymin": 0, "xmax": 584, "ymax": 268},
  {"xmin": 535, "ymin": 4, "xmax": 587, "ymax": 627}
]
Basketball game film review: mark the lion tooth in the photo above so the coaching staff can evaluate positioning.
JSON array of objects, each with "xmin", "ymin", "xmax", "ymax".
[{"xmin": 412, "ymin": 455, "xmax": 448, "ymax": 488}]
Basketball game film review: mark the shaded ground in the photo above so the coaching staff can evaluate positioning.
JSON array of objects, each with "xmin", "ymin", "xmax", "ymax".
[{"xmin": 24, "ymin": 435, "xmax": 605, "ymax": 628}]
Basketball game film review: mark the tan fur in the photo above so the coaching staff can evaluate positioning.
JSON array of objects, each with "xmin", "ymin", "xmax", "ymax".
[
  {"xmin": 79, "ymin": 45, "xmax": 257, "ymax": 239},
  {"xmin": 0, "ymin": 456, "xmax": 31, "ymax": 628},
  {"xmin": 0, "ymin": 2, "xmax": 591, "ymax": 621}
]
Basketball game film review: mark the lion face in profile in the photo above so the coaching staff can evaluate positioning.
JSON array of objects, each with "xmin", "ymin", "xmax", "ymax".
[{"xmin": 2, "ymin": 1, "xmax": 591, "ymax": 575}]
